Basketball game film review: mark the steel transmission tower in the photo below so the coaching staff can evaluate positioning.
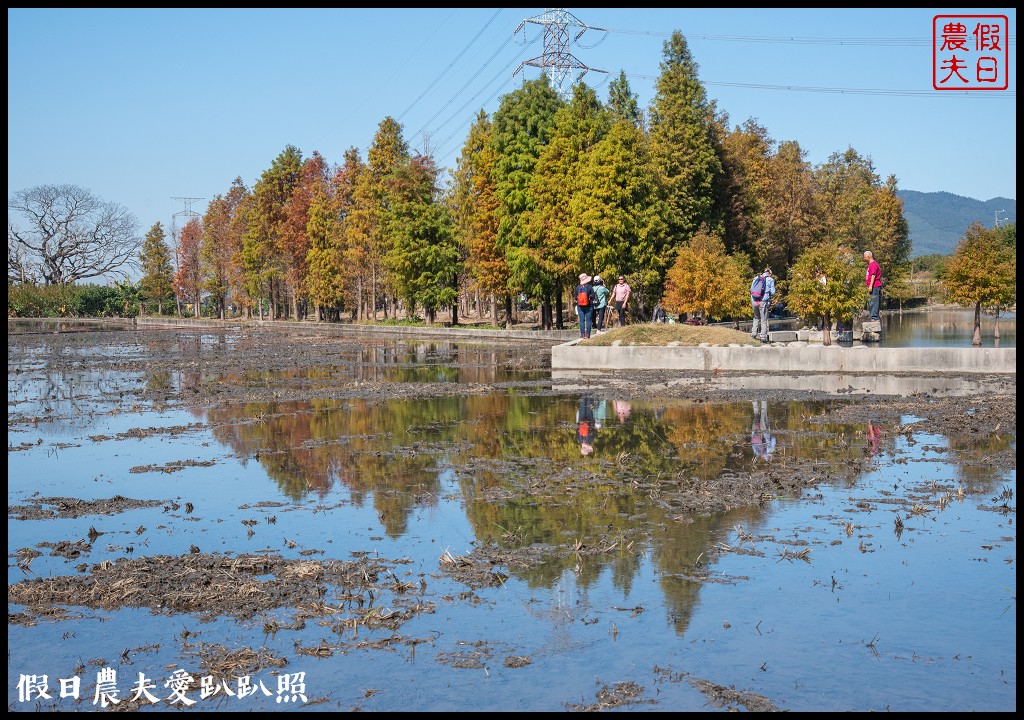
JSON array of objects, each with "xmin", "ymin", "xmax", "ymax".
[
  {"xmin": 168, "ymin": 197, "xmax": 205, "ymax": 316},
  {"xmin": 514, "ymin": 8, "xmax": 606, "ymax": 99},
  {"xmin": 171, "ymin": 196, "xmax": 204, "ymax": 224},
  {"xmin": 170, "ymin": 196, "xmax": 204, "ymax": 252}
]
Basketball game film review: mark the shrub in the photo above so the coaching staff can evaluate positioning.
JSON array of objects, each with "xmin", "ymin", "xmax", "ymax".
[{"xmin": 7, "ymin": 283, "xmax": 137, "ymax": 318}]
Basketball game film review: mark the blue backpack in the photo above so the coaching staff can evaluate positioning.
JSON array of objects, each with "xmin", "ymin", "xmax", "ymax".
[{"xmin": 750, "ymin": 274, "xmax": 767, "ymax": 301}]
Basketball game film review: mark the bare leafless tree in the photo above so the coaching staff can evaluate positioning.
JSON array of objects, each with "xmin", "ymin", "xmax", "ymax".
[{"xmin": 8, "ymin": 184, "xmax": 141, "ymax": 285}]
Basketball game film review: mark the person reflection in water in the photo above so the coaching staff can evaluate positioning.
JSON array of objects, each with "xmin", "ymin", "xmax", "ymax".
[
  {"xmin": 577, "ymin": 395, "xmax": 598, "ymax": 456},
  {"xmin": 866, "ymin": 420, "xmax": 881, "ymax": 457},
  {"xmin": 751, "ymin": 400, "xmax": 776, "ymax": 462},
  {"xmin": 593, "ymin": 397, "xmax": 608, "ymax": 431},
  {"xmin": 613, "ymin": 399, "xmax": 632, "ymax": 424}
]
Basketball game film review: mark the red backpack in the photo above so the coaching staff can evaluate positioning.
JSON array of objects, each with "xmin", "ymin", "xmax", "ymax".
[{"xmin": 577, "ymin": 285, "xmax": 591, "ymax": 307}]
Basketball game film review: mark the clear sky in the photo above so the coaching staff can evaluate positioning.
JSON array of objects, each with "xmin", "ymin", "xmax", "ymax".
[{"xmin": 8, "ymin": 7, "xmax": 1017, "ymax": 238}]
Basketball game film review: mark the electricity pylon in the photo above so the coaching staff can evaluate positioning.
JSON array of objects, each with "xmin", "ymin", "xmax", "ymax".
[
  {"xmin": 514, "ymin": 8, "xmax": 607, "ymax": 99},
  {"xmin": 171, "ymin": 196, "xmax": 204, "ymax": 224},
  {"xmin": 170, "ymin": 196, "xmax": 204, "ymax": 255}
]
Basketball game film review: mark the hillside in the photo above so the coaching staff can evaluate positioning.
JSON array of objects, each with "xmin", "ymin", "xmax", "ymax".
[{"xmin": 898, "ymin": 190, "xmax": 1016, "ymax": 257}]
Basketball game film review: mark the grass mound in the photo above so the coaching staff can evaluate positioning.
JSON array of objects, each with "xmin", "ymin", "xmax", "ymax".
[{"xmin": 580, "ymin": 323, "xmax": 762, "ymax": 347}]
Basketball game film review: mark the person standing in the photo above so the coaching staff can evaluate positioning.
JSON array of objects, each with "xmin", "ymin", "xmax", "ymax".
[
  {"xmin": 573, "ymin": 272, "xmax": 596, "ymax": 339},
  {"xmin": 612, "ymin": 275, "xmax": 631, "ymax": 327},
  {"xmin": 592, "ymin": 276, "xmax": 610, "ymax": 334},
  {"xmin": 863, "ymin": 250, "xmax": 882, "ymax": 321},
  {"xmin": 749, "ymin": 268, "xmax": 775, "ymax": 342}
]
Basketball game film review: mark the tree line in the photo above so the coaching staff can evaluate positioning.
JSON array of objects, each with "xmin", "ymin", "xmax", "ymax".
[{"xmin": 8, "ymin": 32, "xmax": 1015, "ymax": 333}]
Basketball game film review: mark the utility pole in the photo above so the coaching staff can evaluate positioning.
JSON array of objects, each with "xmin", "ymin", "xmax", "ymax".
[
  {"xmin": 514, "ymin": 8, "xmax": 607, "ymax": 99},
  {"xmin": 994, "ymin": 209, "xmax": 1005, "ymax": 228}
]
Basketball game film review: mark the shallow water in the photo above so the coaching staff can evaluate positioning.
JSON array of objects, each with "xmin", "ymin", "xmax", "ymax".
[
  {"xmin": 879, "ymin": 308, "xmax": 1015, "ymax": 348},
  {"xmin": 7, "ymin": 331, "xmax": 1016, "ymax": 712}
]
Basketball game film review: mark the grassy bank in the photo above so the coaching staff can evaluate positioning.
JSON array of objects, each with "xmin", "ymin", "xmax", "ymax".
[{"xmin": 580, "ymin": 323, "xmax": 761, "ymax": 347}]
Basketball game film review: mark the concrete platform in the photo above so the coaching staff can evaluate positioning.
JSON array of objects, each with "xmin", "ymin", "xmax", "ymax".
[{"xmin": 552, "ymin": 342, "xmax": 1016, "ymax": 374}]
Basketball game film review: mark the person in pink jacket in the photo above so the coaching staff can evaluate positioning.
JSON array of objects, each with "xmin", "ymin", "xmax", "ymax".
[
  {"xmin": 611, "ymin": 275, "xmax": 631, "ymax": 327},
  {"xmin": 863, "ymin": 250, "xmax": 883, "ymax": 321}
]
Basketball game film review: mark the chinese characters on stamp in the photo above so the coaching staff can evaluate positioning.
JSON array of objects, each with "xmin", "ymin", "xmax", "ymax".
[{"xmin": 933, "ymin": 14, "xmax": 1009, "ymax": 90}]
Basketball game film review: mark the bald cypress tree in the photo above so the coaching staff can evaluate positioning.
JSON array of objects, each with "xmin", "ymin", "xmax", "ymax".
[
  {"xmin": 489, "ymin": 76, "xmax": 563, "ymax": 325},
  {"xmin": 334, "ymin": 147, "xmax": 370, "ymax": 319},
  {"xmin": 304, "ymin": 185, "xmax": 342, "ymax": 321},
  {"xmin": 138, "ymin": 221, "xmax": 174, "ymax": 316},
  {"xmin": 606, "ymin": 70, "xmax": 642, "ymax": 128},
  {"xmin": 759, "ymin": 140, "xmax": 822, "ymax": 280},
  {"xmin": 814, "ymin": 148, "xmax": 910, "ymax": 306},
  {"xmin": 527, "ymin": 82, "xmax": 610, "ymax": 328},
  {"xmin": 242, "ymin": 145, "xmax": 302, "ymax": 319},
  {"xmin": 453, "ymin": 110, "xmax": 507, "ymax": 326},
  {"xmin": 386, "ymin": 154, "xmax": 460, "ymax": 325},
  {"xmin": 574, "ymin": 119, "xmax": 670, "ymax": 319},
  {"xmin": 648, "ymin": 31, "xmax": 724, "ymax": 245},
  {"xmin": 944, "ymin": 222, "xmax": 1016, "ymax": 346},
  {"xmin": 362, "ymin": 117, "xmax": 411, "ymax": 318}
]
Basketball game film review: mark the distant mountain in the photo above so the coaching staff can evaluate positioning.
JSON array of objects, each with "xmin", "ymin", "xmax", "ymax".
[{"xmin": 898, "ymin": 190, "xmax": 1016, "ymax": 257}]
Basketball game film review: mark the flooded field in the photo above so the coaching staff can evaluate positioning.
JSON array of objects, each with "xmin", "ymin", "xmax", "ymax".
[{"xmin": 7, "ymin": 324, "xmax": 1016, "ymax": 712}]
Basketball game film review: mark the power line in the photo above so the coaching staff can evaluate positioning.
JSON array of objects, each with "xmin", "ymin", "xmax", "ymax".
[
  {"xmin": 410, "ymin": 17, "xmax": 522, "ymax": 148},
  {"xmin": 624, "ymin": 72, "xmax": 1017, "ymax": 98},
  {"xmin": 397, "ymin": 8, "xmax": 505, "ymax": 126},
  {"xmin": 428, "ymin": 34, "xmax": 541, "ymax": 158},
  {"xmin": 432, "ymin": 36, "xmax": 543, "ymax": 164},
  {"xmin": 602, "ymin": 27, "xmax": 1017, "ymax": 47},
  {"xmin": 313, "ymin": 8, "xmax": 459, "ymax": 150},
  {"xmin": 385, "ymin": 16, "xmax": 1017, "ymax": 173}
]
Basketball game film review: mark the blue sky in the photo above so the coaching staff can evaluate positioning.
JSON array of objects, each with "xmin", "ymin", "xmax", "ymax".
[{"xmin": 8, "ymin": 8, "xmax": 1017, "ymax": 238}]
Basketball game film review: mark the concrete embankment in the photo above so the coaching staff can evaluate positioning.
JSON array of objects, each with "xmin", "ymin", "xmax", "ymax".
[{"xmin": 551, "ymin": 342, "xmax": 1016, "ymax": 374}]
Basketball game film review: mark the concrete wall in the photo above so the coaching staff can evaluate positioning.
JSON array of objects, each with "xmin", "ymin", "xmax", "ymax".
[{"xmin": 551, "ymin": 343, "xmax": 1016, "ymax": 374}]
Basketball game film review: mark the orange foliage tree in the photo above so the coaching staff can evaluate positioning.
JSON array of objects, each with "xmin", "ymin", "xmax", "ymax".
[
  {"xmin": 944, "ymin": 222, "xmax": 1016, "ymax": 346},
  {"xmin": 174, "ymin": 217, "xmax": 203, "ymax": 316}
]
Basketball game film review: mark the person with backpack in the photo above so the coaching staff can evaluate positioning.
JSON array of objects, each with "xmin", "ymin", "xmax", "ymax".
[
  {"xmin": 574, "ymin": 272, "xmax": 596, "ymax": 339},
  {"xmin": 749, "ymin": 268, "xmax": 776, "ymax": 342}
]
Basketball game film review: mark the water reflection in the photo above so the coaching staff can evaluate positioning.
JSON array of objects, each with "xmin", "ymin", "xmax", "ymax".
[
  {"xmin": 199, "ymin": 393, "xmax": 872, "ymax": 522},
  {"xmin": 7, "ymin": 318, "xmax": 135, "ymax": 335},
  {"xmin": 751, "ymin": 400, "xmax": 776, "ymax": 462},
  {"xmin": 575, "ymin": 396, "xmax": 598, "ymax": 455},
  {"xmin": 866, "ymin": 420, "xmax": 882, "ymax": 457},
  {"xmin": 946, "ymin": 422, "xmax": 1016, "ymax": 489},
  {"xmin": 881, "ymin": 309, "xmax": 1015, "ymax": 348},
  {"xmin": 557, "ymin": 371, "xmax": 1008, "ymax": 398}
]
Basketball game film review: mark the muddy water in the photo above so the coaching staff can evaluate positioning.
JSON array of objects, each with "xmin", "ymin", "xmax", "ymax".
[{"xmin": 7, "ymin": 328, "xmax": 1016, "ymax": 712}]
